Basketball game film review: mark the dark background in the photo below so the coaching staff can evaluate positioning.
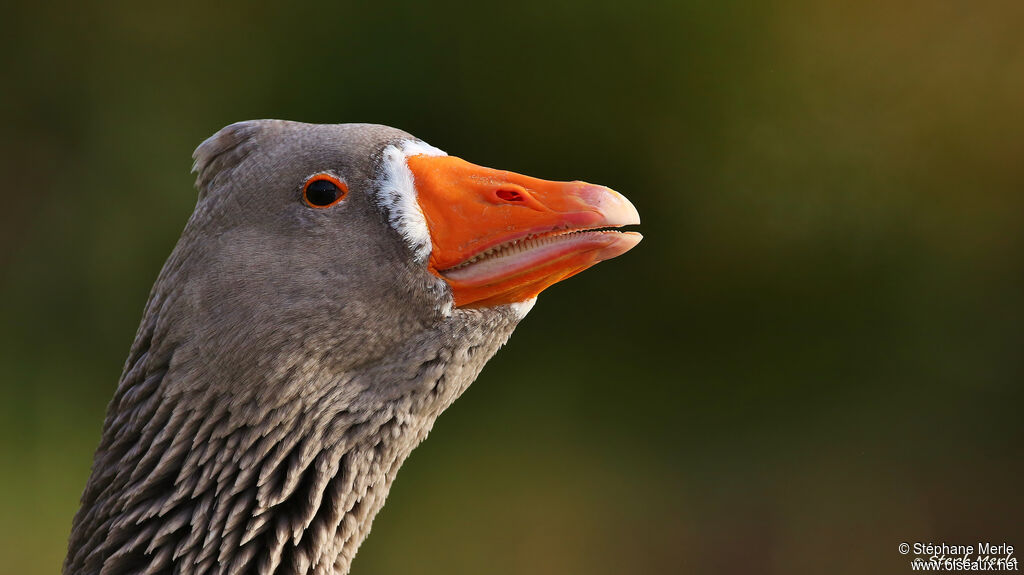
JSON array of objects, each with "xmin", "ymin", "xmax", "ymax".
[{"xmin": 2, "ymin": 2, "xmax": 1022, "ymax": 574}]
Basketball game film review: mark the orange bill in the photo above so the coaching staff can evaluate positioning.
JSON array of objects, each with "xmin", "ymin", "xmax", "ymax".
[{"xmin": 407, "ymin": 154, "xmax": 642, "ymax": 308}]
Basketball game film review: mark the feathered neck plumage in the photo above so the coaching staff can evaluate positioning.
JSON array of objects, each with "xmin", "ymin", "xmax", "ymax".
[{"xmin": 64, "ymin": 280, "xmax": 523, "ymax": 575}]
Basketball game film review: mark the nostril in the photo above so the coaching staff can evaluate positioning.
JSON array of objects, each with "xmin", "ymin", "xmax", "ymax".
[{"xmin": 496, "ymin": 189, "xmax": 525, "ymax": 202}]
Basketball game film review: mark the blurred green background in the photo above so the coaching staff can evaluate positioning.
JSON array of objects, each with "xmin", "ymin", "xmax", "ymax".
[{"xmin": 2, "ymin": 1, "xmax": 1022, "ymax": 574}]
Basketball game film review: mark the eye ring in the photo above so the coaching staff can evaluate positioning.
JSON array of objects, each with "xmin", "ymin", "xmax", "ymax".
[{"xmin": 302, "ymin": 173, "xmax": 349, "ymax": 208}]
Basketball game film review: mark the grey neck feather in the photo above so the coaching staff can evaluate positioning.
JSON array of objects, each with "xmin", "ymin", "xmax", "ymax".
[{"xmin": 64, "ymin": 292, "xmax": 520, "ymax": 575}]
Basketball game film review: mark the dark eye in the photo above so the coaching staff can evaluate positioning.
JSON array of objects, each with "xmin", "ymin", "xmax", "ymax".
[{"xmin": 303, "ymin": 174, "xmax": 348, "ymax": 208}]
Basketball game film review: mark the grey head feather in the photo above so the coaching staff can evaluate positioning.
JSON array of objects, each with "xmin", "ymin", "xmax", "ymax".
[
  {"xmin": 64, "ymin": 121, "xmax": 528, "ymax": 575},
  {"xmin": 192, "ymin": 120, "xmax": 263, "ymax": 196}
]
